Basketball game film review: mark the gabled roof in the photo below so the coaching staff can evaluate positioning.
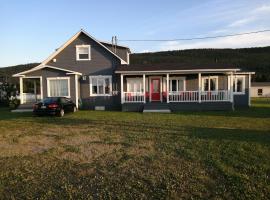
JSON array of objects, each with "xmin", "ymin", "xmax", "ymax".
[
  {"xmin": 13, "ymin": 29, "xmax": 128, "ymax": 77},
  {"xmin": 13, "ymin": 65, "xmax": 82, "ymax": 77}
]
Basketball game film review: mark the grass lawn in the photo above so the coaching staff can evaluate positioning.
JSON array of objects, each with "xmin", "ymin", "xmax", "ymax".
[{"xmin": 0, "ymin": 98, "xmax": 270, "ymax": 199}]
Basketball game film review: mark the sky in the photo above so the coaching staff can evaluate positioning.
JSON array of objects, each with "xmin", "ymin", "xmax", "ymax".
[{"xmin": 1, "ymin": 0, "xmax": 270, "ymax": 67}]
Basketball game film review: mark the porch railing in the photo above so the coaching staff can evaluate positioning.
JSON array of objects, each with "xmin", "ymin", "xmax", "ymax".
[
  {"xmin": 122, "ymin": 90, "xmax": 231, "ymax": 103},
  {"xmin": 21, "ymin": 93, "xmax": 41, "ymax": 103},
  {"xmin": 123, "ymin": 92, "xmax": 145, "ymax": 103},
  {"xmin": 200, "ymin": 90, "xmax": 230, "ymax": 102},
  {"xmin": 169, "ymin": 91, "xmax": 199, "ymax": 102}
]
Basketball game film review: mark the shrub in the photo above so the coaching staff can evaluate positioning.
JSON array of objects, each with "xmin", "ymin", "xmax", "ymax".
[{"xmin": 9, "ymin": 98, "xmax": 20, "ymax": 110}]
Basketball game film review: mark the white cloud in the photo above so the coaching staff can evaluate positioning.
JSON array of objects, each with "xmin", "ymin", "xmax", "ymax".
[
  {"xmin": 159, "ymin": 32, "xmax": 270, "ymax": 50},
  {"xmin": 253, "ymin": 4, "xmax": 270, "ymax": 14}
]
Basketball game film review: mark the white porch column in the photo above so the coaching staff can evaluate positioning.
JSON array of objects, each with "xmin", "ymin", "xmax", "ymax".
[
  {"xmin": 143, "ymin": 74, "xmax": 146, "ymax": 103},
  {"xmin": 230, "ymin": 73, "xmax": 234, "ymax": 103},
  {"xmin": 198, "ymin": 73, "xmax": 201, "ymax": 103},
  {"xmin": 121, "ymin": 74, "xmax": 124, "ymax": 104},
  {"xmin": 166, "ymin": 73, "xmax": 169, "ymax": 103},
  {"xmin": 248, "ymin": 73, "xmax": 251, "ymax": 106},
  {"xmin": 19, "ymin": 77, "xmax": 24, "ymax": 104},
  {"xmin": 75, "ymin": 74, "xmax": 79, "ymax": 108}
]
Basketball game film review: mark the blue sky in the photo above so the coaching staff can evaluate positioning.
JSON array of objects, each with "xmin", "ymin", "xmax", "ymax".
[{"xmin": 1, "ymin": 0, "xmax": 270, "ymax": 67}]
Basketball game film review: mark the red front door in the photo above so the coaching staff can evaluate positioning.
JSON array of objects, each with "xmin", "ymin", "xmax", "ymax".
[{"xmin": 151, "ymin": 78, "xmax": 161, "ymax": 101}]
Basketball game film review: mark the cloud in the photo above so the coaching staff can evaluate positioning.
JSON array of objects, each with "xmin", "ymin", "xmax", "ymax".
[{"xmin": 159, "ymin": 32, "xmax": 270, "ymax": 50}]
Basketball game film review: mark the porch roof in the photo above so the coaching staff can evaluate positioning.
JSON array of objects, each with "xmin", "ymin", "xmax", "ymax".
[{"xmin": 115, "ymin": 63, "xmax": 241, "ymax": 74}]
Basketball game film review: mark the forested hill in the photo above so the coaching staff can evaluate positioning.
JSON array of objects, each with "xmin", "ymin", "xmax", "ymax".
[
  {"xmin": 131, "ymin": 46, "xmax": 270, "ymax": 81},
  {"xmin": 1, "ymin": 46, "xmax": 270, "ymax": 82}
]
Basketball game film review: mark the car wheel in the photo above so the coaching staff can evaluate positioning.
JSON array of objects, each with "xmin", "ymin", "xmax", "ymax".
[
  {"xmin": 73, "ymin": 106, "xmax": 77, "ymax": 113},
  {"xmin": 59, "ymin": 109, "xmax": 65, "ymax": 117}
]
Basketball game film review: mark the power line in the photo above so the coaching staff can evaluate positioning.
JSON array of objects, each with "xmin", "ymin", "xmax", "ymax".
[{"xmin": 118, "ymin": 29, "xmax": 270, "ymax": 42}]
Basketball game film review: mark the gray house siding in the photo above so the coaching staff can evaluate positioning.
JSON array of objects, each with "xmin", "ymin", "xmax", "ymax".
[
  {"xmin": 233, "ymin": 75, "xmax": 249, "ymax": 107},
  {"xmin": 101, "ymin": 43, "xmax": 129, "ymax": 63}
]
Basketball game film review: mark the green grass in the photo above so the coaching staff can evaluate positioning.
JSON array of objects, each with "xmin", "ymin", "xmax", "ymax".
[{"xmin": 0, "ymin": 98, "xmax": 270, "ymax": 199}]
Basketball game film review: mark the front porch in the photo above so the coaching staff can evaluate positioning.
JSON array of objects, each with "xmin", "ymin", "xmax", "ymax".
[{"xmin": 120, "ymin": 73, "xmax": 234, "ymax": 104}]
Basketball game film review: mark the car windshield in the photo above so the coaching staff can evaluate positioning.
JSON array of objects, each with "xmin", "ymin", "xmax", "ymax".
[{"xmin": 42, "ymin": 97, "xmax": 59, "ymax": 104}]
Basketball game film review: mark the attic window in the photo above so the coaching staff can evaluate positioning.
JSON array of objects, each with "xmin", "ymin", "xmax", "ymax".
[{"xmin": 76, "ymin": 45, "xmax": 91, "ymax": 61}]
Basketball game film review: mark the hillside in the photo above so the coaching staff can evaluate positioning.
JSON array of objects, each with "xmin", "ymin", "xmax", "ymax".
[
  {"xmin": 1, "ymin": 46, "xmax": 270, "ymax": 82},
  {"xmin": 131, "ymin": 46, "xmax": 270, "ymax": 81}
]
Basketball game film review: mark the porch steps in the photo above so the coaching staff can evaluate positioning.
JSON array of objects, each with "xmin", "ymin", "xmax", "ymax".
[
  {"xmin": 143, "ymin": 103, "xmax": 171, "ymax": 113},
  {"xmin": 11, "ymin": 104, "xmax": 33, "ymax": 112}
]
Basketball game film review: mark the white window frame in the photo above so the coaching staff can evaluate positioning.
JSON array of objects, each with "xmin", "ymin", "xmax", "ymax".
[
  {"xmin": 47, "ymin": 77, "xmax": 70, "ymax": 98},
  {"xmin": 126, "ymin": 78, "xmax": 143, "ymax": 93},
  {"xmin": 169, "ymin": 77, "xmax": 186, "ymax": 92},
  {"xmin": 202, "ymin": 76, "xmax": 218, "ymax": 91},
  {"xmin": 233, "ymin": 75, "xmax": 245, "ymax": 95},
  {"xmin": 76, "ymin": 45, "xmax": 91, "ymax": 61},
  {"xmin": 89, "ymin": 75, "xmax": 112, "ymax": 96}
]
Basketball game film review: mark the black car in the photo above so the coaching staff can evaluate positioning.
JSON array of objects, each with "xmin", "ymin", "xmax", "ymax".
[{"xmin": 33, "ymin": 97, "xmax": 77, "ymax": 117}]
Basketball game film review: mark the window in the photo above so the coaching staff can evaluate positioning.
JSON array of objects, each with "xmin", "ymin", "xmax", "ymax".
[
  {"xmin": 47, "ymin": 77, "xmax": 70, "ymax": 97},
  {"xmin": 202, "ymin": 76, "xmax": 218, "ymax": 91},
  {"xmin": 127, "ymin": 78, "xmax": 143, "ymax": 92},
  {"xmin": 89, "ymin": 76, "xmax": 112, "ymax": 96},
  {"xmin": 258, "ymin": 89, "xmax": 263, "ymax": 96},
  {"xmin": 233, "ymin": 76, "xmax": 245, "ymax": 94},
  {"xmin": 76, "ymin": 45, "xmax": 91, "ymax": 61},
  {"xmin": 169, "ymin": 77, "xmax": 185, "ymax": 92}
]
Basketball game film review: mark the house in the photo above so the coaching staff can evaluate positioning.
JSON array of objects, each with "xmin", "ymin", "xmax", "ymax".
[
  {"xmin": 13, "ymin": 29, "xmax": 254, "ymax": 112},
  {"xmin": 251, "ymin": 82, "xmax": 270, "ymax": 97}
]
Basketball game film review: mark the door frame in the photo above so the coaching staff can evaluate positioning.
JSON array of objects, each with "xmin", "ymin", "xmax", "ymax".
[{"xmin": 149, "ymin": 76, "xmax": 162, "ymax": 102}]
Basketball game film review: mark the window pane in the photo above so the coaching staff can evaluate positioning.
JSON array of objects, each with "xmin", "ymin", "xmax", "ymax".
[
  {"xmin": 178, "ymin": 80, "xmax": 184, "ymax": 91},
  {"xmin": 92, "ymin": 78, "xmax": 97, "ymax": 86},
  {"xmin": 49, "ymin": 79, "xmax": 68, "ymax": 97},
  {"xmin": 210, "ymin": 78, "xmax": 216, "ymax": 91},
  {"xmin": 78, "ymin": 47, "xmax": 89, "ymax": 60},
  {"xmin": 92, "ymin": 86, "xmax": 97, "ymax": 94},
  {"xmin": 97, "ymin": 79, "xmax": 104, "ymax": 94},
  {"xmin": 237, "ymin": 78, "xmax": 242, "ymax": 92},
  {"xmin": 171, "ymin": 80, "xmax": 177, "ymax": 91},
  {"xmin": 79, "ymin": 54, "xmax": 89, "ymax": 59},
  {"xmin": 105, "ymin": 78, "xmax": 110, "ymax": 94},
  {"xmin": 203, "ymin": 79, "xmax": 209, "ymax": 91},
  {"xmin": 258, "ymin": 89, "xmax": 263, "ymax": 96}
]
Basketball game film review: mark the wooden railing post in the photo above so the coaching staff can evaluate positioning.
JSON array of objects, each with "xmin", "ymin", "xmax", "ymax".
[
  {"xmin": 143, "ymin": 74, "xmax": 146, "ymax": 103},
  {"xmin": 121, "ymin": 74, "xmax": 124, "ymax": 104},
  {"xmin": 166, "ymin": 74, "xmax": 169, "ymax": 103},
  {"xmin": 198, "ymin": 73, "xmax": 201, "ymax": 103}
]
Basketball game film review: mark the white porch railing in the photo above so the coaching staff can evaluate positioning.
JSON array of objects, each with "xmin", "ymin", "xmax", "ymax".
[
  {"xmin": 169, "ymin": 91, "xmax": 199, "ymax": 102},
  {"xmin": 200, "ymin": 90, "xmax": 230, "ymax": 102},
  {"xmin": 123, "ymin": 92, "xmax": 145, "ymax": 103},
  {"xmin": 122, "ymin": 90, "xmax": 231, "ymax": 103},
  {"xmin": 21, "ymin": 93, "xmax": 41, "ymax": 103}
]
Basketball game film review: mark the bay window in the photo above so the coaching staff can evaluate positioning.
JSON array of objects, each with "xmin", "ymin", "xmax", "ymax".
[
  {"xmin": 47, "ymin": 77, "xmax": 70, "ymax": 97},
  {"xmin": 90, "ymin": 76, "xmax": 112, "ymax": 96}
]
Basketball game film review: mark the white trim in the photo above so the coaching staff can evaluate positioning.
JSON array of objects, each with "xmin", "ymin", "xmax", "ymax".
[
  {"xmin": 166, "ymin": 74, "xmax": 169, "ymax": 103},
  {"xmin": 115, "ymin": 69, "xmax": 240, "ymax": 74},
  {"xmin": 13, "ymin": 65, "xmax": 82, "ymax": 77},
  {"xmin": 198, "ymin": 73, "xmax": 201, "ymax": 103},
  {"xmin": 143, "ymin": 74, "xmax": 146, "ymax": 103},
  {"xmin": 201, "ymin": 76, "xmax": 219, "ymax": 91},
  {"xmin": 248, "ymin": 74, "xmax": 251, "ymax": 106},
  {"xmin": 20, "ymin": 77, "xmax": 23, "ymax": 104},
  {"xmin": 233, "ymin": 75, "xmax": 246, "ymax": 95},
  {"xmin": 127, "ymin": 52, "xmax": 130, "ymax": 65},
  {"xmin": 47, "ymin": 77, "xmax": 71, "ymax": 98},
  {"xmin": 76, "ymin": 45, "xmax": 91, "ymax": 61},
  {"xmin": 121, "ymin": 74, "xmax": 124, "ymax": 104},
  {"xmin": 89, "ymin": 75, "xmax": 112, "ymax": 96},
  {"xmin": 75, "ymin": 74, "xmax": 79, "ymax": 108}
]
